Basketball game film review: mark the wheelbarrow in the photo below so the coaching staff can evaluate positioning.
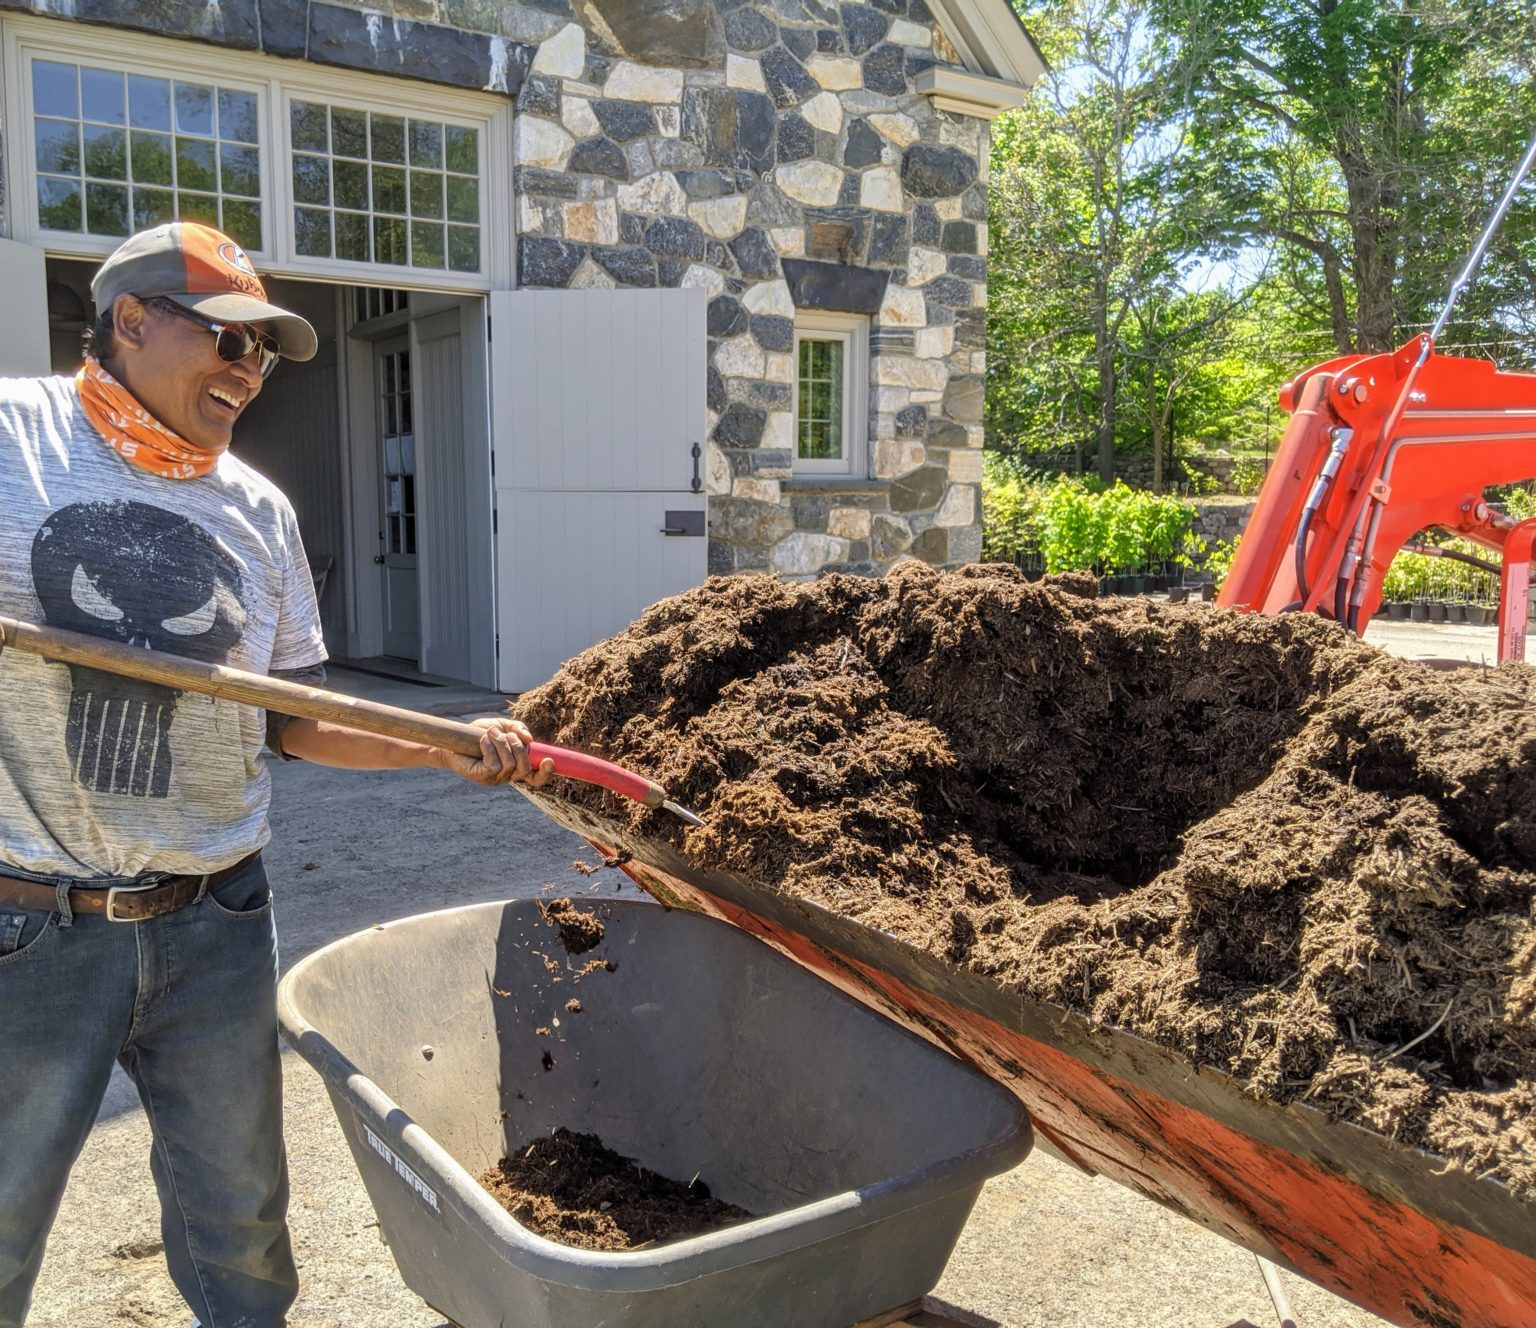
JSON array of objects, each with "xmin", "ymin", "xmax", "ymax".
[
  {"xmin": 276, "ymin": 898, "xmax": 1033, "ymax": 1328},
  {"xmin": 521, "ymin": 792, "xmax": 1536, "ymax": 1328}
]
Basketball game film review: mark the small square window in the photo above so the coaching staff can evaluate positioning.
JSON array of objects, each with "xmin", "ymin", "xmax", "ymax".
[{"xmin": 793, "ymin": 312, "xmax": 869, "ymax": 477}]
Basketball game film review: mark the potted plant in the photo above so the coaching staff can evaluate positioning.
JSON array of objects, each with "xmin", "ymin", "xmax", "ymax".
[{"xmin": 1380, "ymin": 556, "xmax": 1416, "ymax": 621}]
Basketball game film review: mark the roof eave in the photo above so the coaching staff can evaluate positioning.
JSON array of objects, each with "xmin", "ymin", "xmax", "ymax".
[{"xmin": 925, "ymin": 0, "xmax": 1047, "ymax": 89}]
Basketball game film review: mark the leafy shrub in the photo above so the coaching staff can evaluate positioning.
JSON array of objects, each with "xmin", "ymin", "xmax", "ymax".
[
  {"xmin": 1204, "ymin": 535, "xmax": 1241, "ymax": 589},
  {"xmin": 1232, "ymin": 455, "xmax": 1268, "ymax": 496},
  {"xmin": 1501, "ymin": 484, "xmax": 1536, "ymax": 520},
  {"xmin": 1381, "ymin": 551, "xmax": 1431, "ymax": 602},
  {"xmin": 1040, "ymin": 476, "xmax": 1106, "ymax": 573},
  {"xmin": 1380, "ymin": 537, "xmax": 1500, "ymax": 604},
  {"xmin": 981, "ymin": 454, "xmax": 1047, "ymax": 563},
  {"xmin": 1038, "ymin": 477, "xmax": 1198, "ymax": 574}
]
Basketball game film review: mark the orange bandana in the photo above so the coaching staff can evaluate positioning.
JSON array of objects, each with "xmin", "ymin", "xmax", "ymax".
[{"xmin": 76, "ymin": 356, "xmax": 224, "ymax": 480}]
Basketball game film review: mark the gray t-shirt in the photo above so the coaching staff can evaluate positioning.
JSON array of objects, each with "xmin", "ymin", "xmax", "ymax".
[{"xmin": 0, "ymin": 375, "xmax": 325, "ymax": 881}]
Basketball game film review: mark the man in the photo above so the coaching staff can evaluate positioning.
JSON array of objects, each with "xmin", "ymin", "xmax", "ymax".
[{"xmin": 0, "ymin": 222, "xmax": 550, "ymax": 1328}]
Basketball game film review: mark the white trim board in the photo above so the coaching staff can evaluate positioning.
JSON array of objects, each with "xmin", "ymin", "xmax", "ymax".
[
  {"xmin": 793, "ymin": 309, "xmax": 870, "ymax": 479},
  {"xmin": 916, "ymin": 67, "xmax": 1030, "ymax": 119}
]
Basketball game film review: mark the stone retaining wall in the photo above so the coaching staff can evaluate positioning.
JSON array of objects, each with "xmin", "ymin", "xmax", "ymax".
[
  {"xmin": 1192, "ymin": 498, "xmax": 1255, "ymax": 551},
  {"xmin": 1016, "ymin": 448, "xmax": 1269, "ymax": 494}
]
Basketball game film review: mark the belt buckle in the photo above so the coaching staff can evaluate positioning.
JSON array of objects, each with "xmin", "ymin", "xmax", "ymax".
[{"xmin": 105, "ymin": 881, "xmax": 161, "ymax": 922}]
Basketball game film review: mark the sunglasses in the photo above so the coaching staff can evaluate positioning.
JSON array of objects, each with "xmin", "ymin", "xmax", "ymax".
[{"xmin": 143, "ymin": 296, "xmax": 282, "ymax": 378}]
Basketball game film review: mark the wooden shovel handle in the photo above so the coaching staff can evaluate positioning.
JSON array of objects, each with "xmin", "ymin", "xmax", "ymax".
[{"xmin": 0, "ymin": 615, "xmax": 667, "ymax": 809}]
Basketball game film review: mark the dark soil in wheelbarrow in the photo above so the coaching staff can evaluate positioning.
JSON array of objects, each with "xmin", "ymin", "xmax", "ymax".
[
  {"xmin": 512, "ymin": 564, "xmax": 1536, "ymax": 1200},
  {"xmin": 479, "ymin": 1128, "xmax": 754, "ymax": 1250}
]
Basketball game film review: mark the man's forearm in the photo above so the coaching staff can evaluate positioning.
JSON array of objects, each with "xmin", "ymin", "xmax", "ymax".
[{"xmin": 277, "ymin": 717, "xmax": 449, "ymax": 771}]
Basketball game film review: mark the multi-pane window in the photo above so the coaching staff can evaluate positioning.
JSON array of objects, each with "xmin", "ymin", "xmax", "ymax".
[
  {"xmin": 797, "ymin": 337, "xmax": 846, "ymax": 462},
  {"xmin": 290, "ymin": 100, "xmax": 481, "ymax": 273},
  {"xmin": 793, "ymin": 313, "xmax": 868, "ymax": 476},
  {"xmin": 31, "ymin": 59, "xmax": 262, "ymax": 247},
  {"xmin": 380, "ymin": 348, "xmax": 416, "ymax": 556}
]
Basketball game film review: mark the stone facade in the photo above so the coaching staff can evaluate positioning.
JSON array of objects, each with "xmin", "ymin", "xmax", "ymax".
[
  {"xmin": 1, "ymin": 0, "xmax": 994, "ymax": 579},
  {"xmin": 503, "ymin": 0, "xmax": 989, "ymax": 578}
]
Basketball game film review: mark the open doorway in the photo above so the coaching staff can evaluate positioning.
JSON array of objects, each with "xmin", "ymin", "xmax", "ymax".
[{"xmin": 44, "ymin": 260, "xmax": 495, "ymax": 688}]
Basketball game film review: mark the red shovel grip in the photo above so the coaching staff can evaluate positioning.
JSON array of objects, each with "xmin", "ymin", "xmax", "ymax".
[{"xmin": 527, "ymin": 742, "xmax": 665, "ymax": 809}]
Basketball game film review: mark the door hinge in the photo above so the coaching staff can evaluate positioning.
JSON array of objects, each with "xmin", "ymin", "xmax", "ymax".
[
  {"xmin": 492, "ymin": 507, "xmax": 499, "ymax": 533},
  {"xmin": 486, "ymin": 313, "xmax": 492, "ymax": 343},
  {"xmin": 495, "ymin": 632, "xmax": 500, "ymax": 657}
]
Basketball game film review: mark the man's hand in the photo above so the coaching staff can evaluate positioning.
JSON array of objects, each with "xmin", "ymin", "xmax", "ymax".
[{"xmin": 440, "ymin": 717, "xmax": 555, "ymax": 788}]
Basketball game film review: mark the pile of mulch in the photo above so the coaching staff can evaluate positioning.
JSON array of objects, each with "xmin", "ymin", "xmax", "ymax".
[
  {"xmin": 480, "ymin": 1128, "xmax": 753, "ymax": 1250},
  {"xmin": 512, "ymin": 564, "xmax": 1536, "ymax": 1199}
]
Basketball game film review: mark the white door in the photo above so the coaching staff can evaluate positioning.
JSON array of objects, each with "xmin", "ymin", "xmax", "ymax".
[
  {"xmin": 374, "ymin": 336, "xmax": 419, "ymax": 661},
  {"xmin": 0, "ymin": 239, "xmax": 49, "ymax": 377},
  {"xmin": 489, "ymin": 288, "xmax": 708, "ymax": 692}
]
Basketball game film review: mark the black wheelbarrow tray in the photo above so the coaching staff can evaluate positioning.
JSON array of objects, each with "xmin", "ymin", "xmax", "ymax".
[
  {"xmin": 276, "ymin": 897, "xmax": 1033, "ymax": 1328},
  {"xmin": 526, "ymin": 794, "xmax": 1536, "ymax": 1328}
]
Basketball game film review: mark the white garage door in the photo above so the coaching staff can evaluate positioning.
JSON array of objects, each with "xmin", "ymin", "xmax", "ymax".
[{"xmin": 488, "ymin": 287, "xmax": 708, "ymax": 692}]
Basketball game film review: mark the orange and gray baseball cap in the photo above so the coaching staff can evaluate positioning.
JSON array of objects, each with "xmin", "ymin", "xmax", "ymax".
[{"xmin": 91, "ymin": 221, "xmax": 317, "ymax": 362}]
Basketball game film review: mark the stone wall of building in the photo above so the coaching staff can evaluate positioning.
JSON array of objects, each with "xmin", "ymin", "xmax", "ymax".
[
  {"xmin": 504, "ymin": 0, "xmax": 989, "ymax": 577},
  {"xmin": 0, "ymin": 0, "xmax": 990, "ymax": 577}
]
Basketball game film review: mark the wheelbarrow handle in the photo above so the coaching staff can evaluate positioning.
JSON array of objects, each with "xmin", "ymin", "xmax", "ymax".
[{"xmin": 0, "ymin": 615, "xmax": 670, "ymax": 812}]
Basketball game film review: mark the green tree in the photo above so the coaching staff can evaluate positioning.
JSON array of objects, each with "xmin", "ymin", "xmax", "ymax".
[
  {"xmin": 988, "ymin": 0, "xmax": 1203, "ymax": 480},
  {"xmin": 1154, "ymin": 0, "xmax": 1536, "ymax": 352}
]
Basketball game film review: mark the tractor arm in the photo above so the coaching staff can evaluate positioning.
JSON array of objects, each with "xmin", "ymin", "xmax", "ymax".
[{"xmin": 1217, "ymin": 341, "xmax": 1536, "ymax": 650}]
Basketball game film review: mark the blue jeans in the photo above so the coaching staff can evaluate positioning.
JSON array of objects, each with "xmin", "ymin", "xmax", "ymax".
[{"xmin": 0, "ymin": 857, "xmax": 297, "ymax": 1328}]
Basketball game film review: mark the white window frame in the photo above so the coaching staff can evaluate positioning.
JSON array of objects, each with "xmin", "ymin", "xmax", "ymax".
[
  {"xmin": 792, "ymin": 310, "xmax": 869, "ymax": 477},
  {"xmin": 0, "ymin": 16, "xmax": 515, "ymax": 290}
]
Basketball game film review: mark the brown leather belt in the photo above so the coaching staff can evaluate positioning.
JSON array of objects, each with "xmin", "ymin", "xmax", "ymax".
[{"xmin": 0, "ymin": 851, "xmax": 261, "ymax": 922}]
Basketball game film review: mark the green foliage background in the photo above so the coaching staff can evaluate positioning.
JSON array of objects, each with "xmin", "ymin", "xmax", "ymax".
[{"xmin": 986, "ymin": 0, "xmax": 1536, "ymax": 478}]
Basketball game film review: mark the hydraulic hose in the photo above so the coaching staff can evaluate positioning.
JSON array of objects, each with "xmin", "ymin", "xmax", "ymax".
[
  {"xmin": 1402, "ymin": 542, "xmax": 1503, "ymax": 575},
  {"xmin": 1294, "ymin": 427, "xmax": 1353, "ymax": 605}
]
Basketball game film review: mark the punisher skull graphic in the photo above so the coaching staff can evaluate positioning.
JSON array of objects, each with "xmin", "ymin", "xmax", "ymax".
[{"xmin": 31, "ymin": 502, "xmax": 247, "ymax": 797}]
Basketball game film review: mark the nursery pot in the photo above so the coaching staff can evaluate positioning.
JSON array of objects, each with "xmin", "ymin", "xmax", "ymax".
[{"xmin": 1386, "ymin": 602, "xmax": 1411, "ymax": 621}]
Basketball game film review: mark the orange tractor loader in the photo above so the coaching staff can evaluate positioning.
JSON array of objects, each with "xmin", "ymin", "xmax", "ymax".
[{"xmin": 1219, "ymin": 131, "xmax": 1536, "ymax": 660}]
